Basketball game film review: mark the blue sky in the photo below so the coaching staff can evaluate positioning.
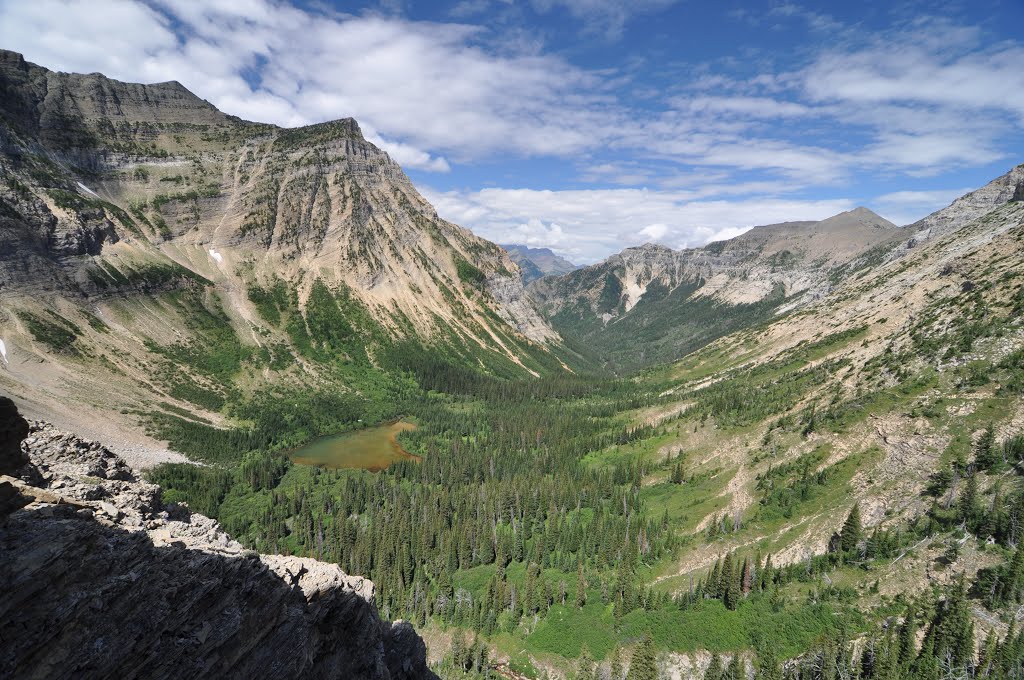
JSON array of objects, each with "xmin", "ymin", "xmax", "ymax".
[{"xmin": 2, "ymin": 0, "xmax": 1023, "ymax": 262}]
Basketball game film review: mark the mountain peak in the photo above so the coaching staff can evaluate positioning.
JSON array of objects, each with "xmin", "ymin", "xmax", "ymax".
[{"xmin": 817, "ymin": 207, "xmax": 897, "ymax": 231}]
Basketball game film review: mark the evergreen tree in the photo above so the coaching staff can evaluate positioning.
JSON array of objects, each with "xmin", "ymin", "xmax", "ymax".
[
  {"xmin": 704, "ymin": 653, "xmax": 723, "ymax": 680},
  {"xmin": 897, "ymin": 603, "xmax": 917, "ymax": 668},
  {"xmin": 755, "ymin": 644, "xmax": 782, "ymax": 680},
  {"xmin": 925, "ymin": 577, "xmax": 975, "ymax": 671},
  {"xmin": 626, "ymin": 634, "xmax": 657, "ymax": 680},
  {"xmin": 1004, "ymin": 543, "xmax": 1024, "ymax": 604},
  {"xmin": 975, "ymin": 423, "xmax": 999, "ymax": 470},
  {"xmin": 719, "ymin": 554, "xmax": 734, "ymax": 606},
  {"xmin": 839, "ymin": 503, "xmax": 862, "ymax": 556},
  {"xmin": 451, "ymin": 632, "xmax": 467, "ymax": 671},
  {"xmin": 610, "ymin": 647, "xmax": 623, "ymax": 680},
  {"xmin": 725, "ymin": 654, "xmax": 743, "ymax": 680},
  {"xmin": 957, "ymin": 472, "xmax": 980, "ymax": 529},
  {"xmin": 740, "ymin": 557, "xmax": 753, "ymax": 596},
  {"xmin": 709, "ymin": 558, "xmax": 722, "ymax": 599},
  {"xmin": 577, "ymin": 647, "xmax": 595, "ymax": 680}
]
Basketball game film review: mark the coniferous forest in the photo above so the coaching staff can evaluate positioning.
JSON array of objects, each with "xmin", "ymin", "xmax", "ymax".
[{"xmin": 149, "ymin": 300, "xmax": 1024, "ymax": 678}]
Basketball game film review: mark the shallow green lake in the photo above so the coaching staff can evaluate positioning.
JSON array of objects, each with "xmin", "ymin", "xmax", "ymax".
[{"xmin": 289, "ymin": 421, "xmax": 419, "ymax": 471}]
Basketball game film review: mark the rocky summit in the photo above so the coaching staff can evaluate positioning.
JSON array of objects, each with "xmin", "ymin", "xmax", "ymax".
[{"xmin": 0, "ymin": 402, "xmax": 434, "ymax": 680}]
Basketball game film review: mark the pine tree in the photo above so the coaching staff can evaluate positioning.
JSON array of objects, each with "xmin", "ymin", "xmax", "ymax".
[
  {"xmin": 704, "ymin": 653, "xmax": 724, "ymax": 680},
  {"xmin": 897, "ymin": 603, "xmax": 917, "ymax": 667},
  {"xmin": 755, "ymin": 645, "xmax": 781, "ymax": 680},
  {"xmin": 719, "ymin": 554, "xmax": 734, "ymax": 605},
  {"xmin": 451, "ymin": 632, "xmax": 467, "ymax": 671},
  {"xmin": 977, "ymin": 629, "xmax": 998, "ymax": 678},
  {"xmin": 740, "ymin": 557, "xmax": 753, "ymax": 596},
  {"xmin": 725, "ymin": 654, "xmax": 743, "ymax": 680},
  {"xmin": 839, "ymin": 503, "xmax": 862, "ymax": 556},
  {"xmin": 975, "ymin": 423, "xmax": 998, "ymax": 470},
  {"xmin": 709, "ymin": 558, "xmax": 722, "ymax": 600},
  {"xmin": 626, "ymin": 634, "xmax": 657, "ymax": 680},
  {"xmin": 927, "ymin": 577, "xmax": 975, "ymax": 671},
  {"xmin": 611, "ymin": 647, "xmax": 623, "ymax": 680},
  {"xmin": 957, "ymin": 472, "xmax": 980, "ymax": 529},
  {"xmin": 670, "ymin": 461, "xmax": 684, "ymax": 484},
  {"xmin": 577, "ymin": 647, "xmax": 595, "ymax": 680},
  {"xmin": 1003, "ymin": 543, "xmax": 1024, "ymax": 604}
]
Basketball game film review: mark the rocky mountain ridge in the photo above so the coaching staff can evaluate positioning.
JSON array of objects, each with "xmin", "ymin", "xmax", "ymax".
[
  {"xmin": 526, "ymin": 206, "xmax": 899, "ymax": 369},
  {"xmin": 0, "ymin": 50, "xmax": 565, "ymax": 459},
  {"xmin": 905, "ymin": 164, "xmax": 1024, "ymax": 244},
  {"xmin": 0, "ymin": 398, "xmax": 434, "ymax": 679},
  {"xmin": 528, "ymin": 169, "xmax": 1024, "ymax": 371},
  {"xmin": 0, "ymin": 49, "xmax": 551, "ymax": 344}
]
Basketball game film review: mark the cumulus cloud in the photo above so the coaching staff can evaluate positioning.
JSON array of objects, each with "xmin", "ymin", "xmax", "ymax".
[{"xmin": 0, "ymin": 1, "xmax": 1019, "ymax": 184}]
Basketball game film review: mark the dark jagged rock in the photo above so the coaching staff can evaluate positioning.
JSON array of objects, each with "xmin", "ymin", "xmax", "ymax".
[
  {"xmin": 0, "ymin": 395, "xmax": 29, "ymax": 474},
  {"xmin": 0, "ymin": 514, "xmax": 432, "ymax": 679},
  {"xmin": 1012, "ymin": 178, "xmax": 1024, "ymax": 202},
  {"xmin": 0, "ymin": 406, "xmax": 436, "ymax": 680}
]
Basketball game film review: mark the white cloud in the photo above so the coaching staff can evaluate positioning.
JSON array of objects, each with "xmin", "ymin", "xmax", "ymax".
[
  {"xmin": 0, "ymin": 1, "xmax": 1018, "ymax": 186},
  {"xmin": 362, "ymin": 125, "xmax": 451, "ymax": 172},
  {"xmin": 802, "ymin": 20, "xmax": 1024, "ymax": 122},
  {"xmin": 678, "ymin": 96, "xmax": 813, "ymax": 118},
  {"xmin": 639, "ymin": 223, "xmax": 669, "ymax": 240},
  {"xmin": 0, "ymin": 0, "xmax": 615, "ymax": 168},
  {"xmin": 424, "ymin": 185, "xmax": 855, "ymax": 263},
  {"xmin": 529, "ymin": 0, "xmax": 679, "ymax": 39}
]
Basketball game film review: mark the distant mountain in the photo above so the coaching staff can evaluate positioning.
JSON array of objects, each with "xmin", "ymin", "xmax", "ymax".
[
  {"xmin": 530, "ymin": 165, "xmax": 1024, "ymax": 373},
  {"xmin": 528, "ymin": 207, "xmax": 907, "ymax": 371},
  {"xmin": 501, "ymin": 244, "xmax": 579, "ymax": 283}
]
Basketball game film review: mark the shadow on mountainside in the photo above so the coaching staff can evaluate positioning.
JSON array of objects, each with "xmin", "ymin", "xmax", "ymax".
[
  {"xmin": 0, "ymin": 394, "xmax": 435, "ymax": 680},
  {"xmin": 0, "ymin": 503, "xmax": 435, "ymax": 680}
]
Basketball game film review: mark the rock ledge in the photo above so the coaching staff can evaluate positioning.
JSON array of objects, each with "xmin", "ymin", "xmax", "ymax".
[{"xmin": 1, "ymin": 412, "xmax": 434, "ymax": 680}]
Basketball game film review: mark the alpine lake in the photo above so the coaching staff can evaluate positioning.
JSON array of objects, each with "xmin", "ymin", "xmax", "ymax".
[{"xmin": 289, "ymin": 420, "xmax": 419, "ymax": 472}]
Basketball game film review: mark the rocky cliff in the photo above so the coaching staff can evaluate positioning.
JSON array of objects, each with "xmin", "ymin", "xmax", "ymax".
[
  {"xmin": 0, "ymin": 398, "xmax": 434, "ymax": 679},
  {"xmin": 904, "ymin": 164, "xmax": 1024, "ymax": 243},
  {"xmin": 0, "ymin": 50, "xmax": 562, "ymax": 459}
]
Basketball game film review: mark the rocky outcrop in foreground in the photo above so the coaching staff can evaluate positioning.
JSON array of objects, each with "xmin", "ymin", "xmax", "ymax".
[{"xmin": 0, "ymin": 401, "xmax": 434, "ymax": 680}]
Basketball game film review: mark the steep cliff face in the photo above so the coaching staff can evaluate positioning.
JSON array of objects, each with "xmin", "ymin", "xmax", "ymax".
[
  {"xmin": 0, "ymin": 410, "xmax": 434, "ymax": 680},
  {"xmin": 0, "ymin": 50, "xmax": 561, "ymax": 459},
  {"xmin": 0, "ymin": 49, "xmax": 550, "ymax": 344},
  {"xmin": 904, "ymin": 164, "xmax": 1024, "ymax": 243}
]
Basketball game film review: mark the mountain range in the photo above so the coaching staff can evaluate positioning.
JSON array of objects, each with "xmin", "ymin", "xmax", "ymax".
[{"xmin": 2, "ymin": 50, "xmax": 1024, "ymax": 680}]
